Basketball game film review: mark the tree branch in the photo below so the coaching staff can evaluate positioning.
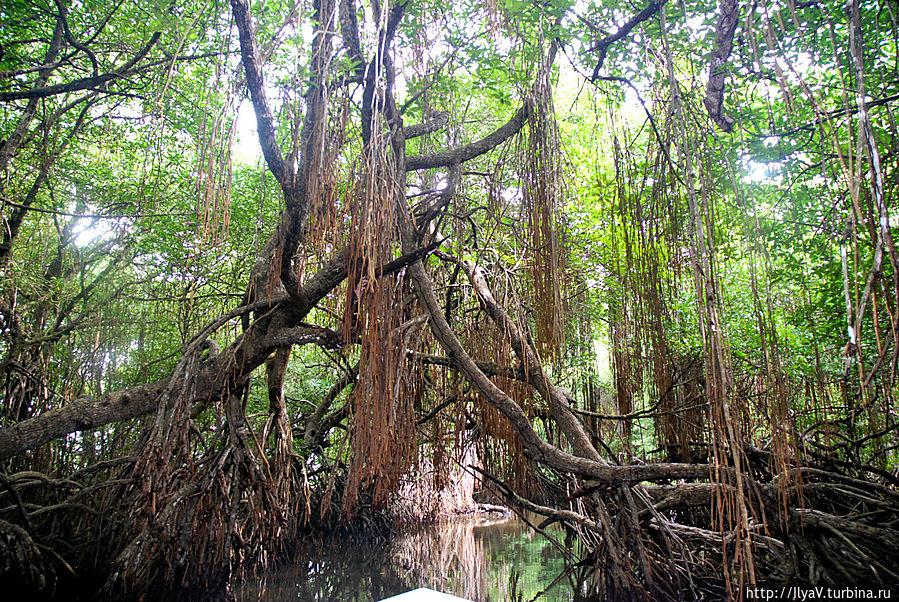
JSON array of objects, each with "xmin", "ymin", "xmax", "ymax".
[
  {"xmin": 588, "ymin": 0, "xmax": 667, "ymax": 81},
  {"xmin": 230, "ymin": 0, "xmax": 287, "ymax": 185},
  {"xmin": 0, "ymin": 32, "xmax": 161, "ymax": 102},
  {"xmin": 404, "ymin": 111, "xmax": 450, "ymax": 139},
  {"xmin": 406, "ymin": 103, "xmax": 531, "ymax": 170},
  {"xmin": 702, "ymin": 0, "xmax": 740, "ymax": 131}
]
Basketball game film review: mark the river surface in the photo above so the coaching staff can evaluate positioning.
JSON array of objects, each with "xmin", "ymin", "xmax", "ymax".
[{"xmin": 237, "ymin": 515, "xmax": 589, "ymax": 601}]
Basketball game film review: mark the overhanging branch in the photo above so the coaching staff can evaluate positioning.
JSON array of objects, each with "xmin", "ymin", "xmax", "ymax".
[
  {"xmin": 588, "ymin": 0, "xmax": 667, "ymax": 81},
  {"xmin": 0, "ymin": 33, "xmax": 161, "ymax": 102}
]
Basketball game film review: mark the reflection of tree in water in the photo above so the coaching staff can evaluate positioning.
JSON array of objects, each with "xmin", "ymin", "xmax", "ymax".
[
  {"xmin": 391, "ymin": 520, "xmax": 487, "ymax": 599},
  {"xmin": 237, "ymin": 518, "xmax": 579, "ymax": 601},
  {"xmin": 237, "ymin": 537, "xmax": 408, "ymax": 601},
  {"xmin": 390, "ymin": 518, "xmax": 576, "ymax": 602}
]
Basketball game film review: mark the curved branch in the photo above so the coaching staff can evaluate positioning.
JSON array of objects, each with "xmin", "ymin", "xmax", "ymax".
[
  {"xmin": 702, "ymin": 0, "xmax": 740, "ymax": 131},
  {"xmin": 406, "ymin": 103, "xmax": 531, "ymax": 170},
  {"xmin": 0, "ymin": 380, "xmax": 170, "ymax": 461},
  {"xmin": 404, "ymin": 111, "xmax": 450, "ymax": 139},
  {"xmin": 230, "ymin": 0, "xmax": 287, "ymax": 185},
  {"xmin": 460, "ymin": 257, "xmax": 602, "ymax": 462},
  {"xmin": 0, "ymin": 32, "xmax": 161, "ymax": 102},
  {"xmin": 0, "ymin": 248, "xmax": 350, "ymax": 461},
  {"xmin": 304, "ymin": 363, "xmax": 357, "ymax": 446},
  {"xmin": 405, "ymin": 42, "xmax": 558, "ymax": 170},
  {"xmin": 53, "ymin": 0, "xmax": 99, "ymax": 77},
  {"xmin": 588, "ymin": 0, "xmax": 667, "ymax": 81}
]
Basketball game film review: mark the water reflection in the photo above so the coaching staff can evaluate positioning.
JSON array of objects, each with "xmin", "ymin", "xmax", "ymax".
[{"xmin": 238, "ymin": 516, "xmax": 583, "ymax": 601}]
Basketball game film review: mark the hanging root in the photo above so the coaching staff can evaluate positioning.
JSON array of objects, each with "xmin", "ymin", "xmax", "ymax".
[{"xmin": 521, "ymin": 52, "xmax": 566, "ymax": 362}]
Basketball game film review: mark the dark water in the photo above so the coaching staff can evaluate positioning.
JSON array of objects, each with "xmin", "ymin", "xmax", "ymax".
[{"xmin": 237, "ymin": 516, "xmax": 588, "ymax": 601}]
